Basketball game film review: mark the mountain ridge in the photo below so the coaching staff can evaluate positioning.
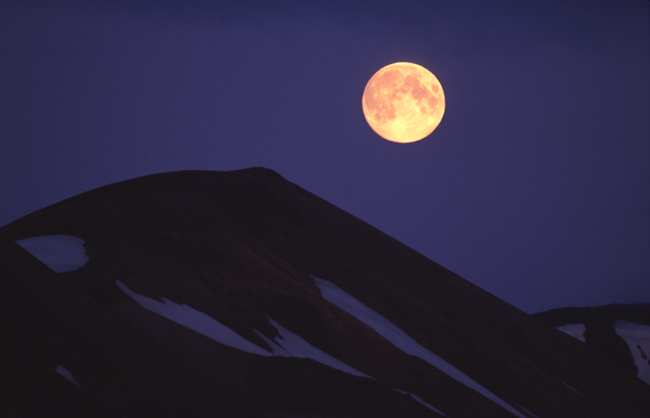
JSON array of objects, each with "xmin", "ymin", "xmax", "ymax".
[
  {"xmin": 535, "ymin": 304, "xmax": 650, "ymax": 384},
  {"xmin": 2, "ymin": 168, "xmax": 649, "ymax": 417}
]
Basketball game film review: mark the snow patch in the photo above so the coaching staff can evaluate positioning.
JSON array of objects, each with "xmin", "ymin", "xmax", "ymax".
[
  {"xmin": 512, "ymin": 402, "xmax": 541, "ymax": 418},
  {"xmin": 312, "ymin": 276, "xmax": 527, "ymax": 418},
  {"xmin": 612, "ymin": 320, "xmax": 650, "ymax": 385},
  {"xmin": 116, "ymin": 280, "xmax": 272, "ymax": 356},
  {"xmin": 561, "ymin": 381, "xmax": 585, "ymax": 397},
  {"xmin": 116, "ymin": 281, "xmax": 365, "ymax": 377},
  {"xmin": 16, "ymin": 235, "xmax": 89, "ymax": 273},
  {"xmin": 555, "ymin": 323, "xmax": 586, "ymax": 343},
  {"xmin": 54, "ymin": 365, "xmax": 81, "ymax": 387},
  {"xmin": 258, "ymin": 318, "xmax": 367, "ymax": 377},
  {"xmin": 395, "ymin": 389, "xmax": 448, "ymax": 417}
]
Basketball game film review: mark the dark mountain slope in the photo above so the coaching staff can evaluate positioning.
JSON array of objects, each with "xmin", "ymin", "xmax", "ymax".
[
  {"xmin": 535, "ymin": 304, "xmax": 650, "ymax": 382},
  {"xmin": 0, "ymin": 239, "xmax": 261, "ymax": 418},
  {"xmin": 1, "ymin": 168, "xmax": 649, "ymax": 417}
]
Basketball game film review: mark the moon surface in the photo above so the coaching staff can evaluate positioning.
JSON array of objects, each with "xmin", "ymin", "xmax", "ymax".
[{"xmin": 362, "ymin": 62, "xmax": 445, "ymax": 143}]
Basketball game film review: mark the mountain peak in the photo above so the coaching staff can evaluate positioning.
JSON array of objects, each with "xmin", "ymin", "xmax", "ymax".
[{"xmin": 2, "ymin": 169, "xmax": 649, "ymax": 417}]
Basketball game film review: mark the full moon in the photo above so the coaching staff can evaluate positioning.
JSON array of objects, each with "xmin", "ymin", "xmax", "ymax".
[{"xmin": 362, "ymin": 62, "xmax": 445, "ymax": 143}]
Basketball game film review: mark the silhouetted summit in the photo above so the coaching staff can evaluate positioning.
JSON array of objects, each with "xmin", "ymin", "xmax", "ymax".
[{"xmin": 2, "ymin": 169, "xmax": 649, "ymax": 417}]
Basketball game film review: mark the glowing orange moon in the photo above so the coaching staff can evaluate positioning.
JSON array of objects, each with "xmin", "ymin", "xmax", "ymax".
[{"xmin": 362, "ymin": 62, "xmax": 445, "ymax": 143}]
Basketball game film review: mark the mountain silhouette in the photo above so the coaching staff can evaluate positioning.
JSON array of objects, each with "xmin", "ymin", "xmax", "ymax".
[
  {"xmin": 535, "ymin": 303, "xmax": 650, "ymax": 385},
  {"xmin": 1, "ymin": 168, "xmax": 648, "ymax": 417}
]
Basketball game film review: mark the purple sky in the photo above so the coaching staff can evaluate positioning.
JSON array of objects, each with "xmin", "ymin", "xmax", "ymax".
[{"xmin": 2, "ymin": 0, "xmax": 648, "ymax": 313}]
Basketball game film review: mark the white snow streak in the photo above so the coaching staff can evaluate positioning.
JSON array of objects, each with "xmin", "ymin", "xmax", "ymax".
[
  {"xmin": 512, "ymin": 402, "xmax": 541, "ymax": 418},
  {"xmin": 54, "ymin": 365, "xmax": 81, "ymax": 387},
  {"xmin": 259, "ymin": 318, "xmax": 367, "ymax": 377},
  {"xmin": 312, "ymin": 276, "xmax": 527, "ymax": 418},
  {"xmin": 560, "ymin": 381, "xmax": 585, "ymax": 397},
  {"xmin": 613, "ymin": 320, "xmax": 650, "ymax": 385},
  {"xmin": 116, "ymin": 280, "xmax": 272, "ymax": 356},
  {"xmin": 394, "ymin": 389, "xmax": 448, "ymax": 417},
  {"xmin": 116, "ymin": 281, "xmax": 365, "ymax": 377},
  {"xmin": 16, "ymin": 235, "xmax": 89, "ymax": 273},
  {"xmin": 555, "ymin": 323, "xmax": 587, "ymax": 343}
]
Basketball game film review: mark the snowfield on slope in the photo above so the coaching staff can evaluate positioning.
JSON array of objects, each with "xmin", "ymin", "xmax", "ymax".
[
  {"xmin": 394, "ymin": 389, "xmax": 448, "ymax": 417},
  {"xmin": 312, "ymin": 276, "xmax": 527, "ymax": 418},
  {"xmin": 16, "ymin": 235, "xmax": 89, "ymax": 273},
  {"xmin": 54, "ymin": 365, "xmax": 81, "ymax": 387},
  {"xmin": 116, "ymin": 280, "xmax": 366, "ymax": 377},
  {"xmin": 613, "ymin": 320, "xmax": 650, "ymax": 385},
  {"xmin": 555, "ymin": 323, "xmax": 587, "ymax": 343},
  {"xmin": 556, "ymin": 320, "xmax": 650, "ymax": 385}
]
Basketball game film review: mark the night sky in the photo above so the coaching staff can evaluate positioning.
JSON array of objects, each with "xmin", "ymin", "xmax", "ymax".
[{"xmin": 2, "ymin": 0, "xmax": 648, "ymax": 314}]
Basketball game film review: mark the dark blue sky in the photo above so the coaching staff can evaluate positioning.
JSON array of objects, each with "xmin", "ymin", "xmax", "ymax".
[{"xmin": 2, "ymin": 0, "xmax": 648, "ymax": 313}]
